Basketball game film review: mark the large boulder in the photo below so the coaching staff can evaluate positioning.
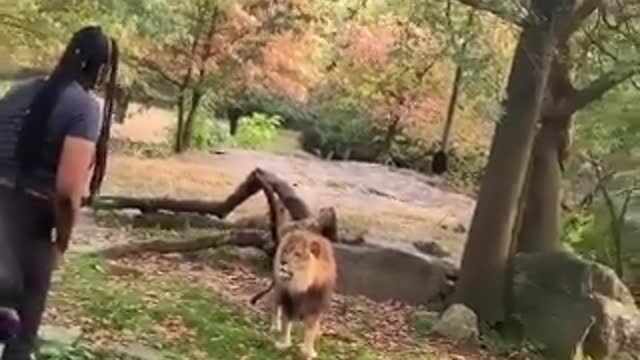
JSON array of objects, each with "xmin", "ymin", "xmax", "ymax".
[
  {"xmin": 333, "ymin": 243, "xmax": 457, "ymax": 306},
  {"xmin": 512, "ymin": 251, "xmax": 640, "ymax": 360}
]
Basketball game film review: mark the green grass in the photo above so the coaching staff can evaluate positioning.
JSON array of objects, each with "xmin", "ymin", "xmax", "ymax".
[
  {"xmin": 260, "ymin": 129, "xmax": 306, "ymax": 155},
  {"xmin": 45, "ymin": 255, "xmax": 419, "ymax": 360}
]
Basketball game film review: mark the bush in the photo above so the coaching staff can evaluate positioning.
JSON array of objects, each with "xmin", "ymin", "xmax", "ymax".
[
  {"xmin": 300, "ymin": 104, "xmax": 382, "ymax": 161},
  {"xmin": 166, "ymin": 110, "xmax": 283, "ymax": 152},
  {"xmin": 191, "ymin": 113, "xmax": 232, "ymax": 150},
  {"xmin": 446, "ymin": 145, "xmax": 488, "ymax": 192},
  {"xmin": 166, "ymin": 111, "xmax": 231, "ymax": 151},
  {"xmin": 232, "ymin": 112, "xmax": 283, "ymax": 149},
  {"xmin": 561, "ymin": 208, "xmax": 613, "ymax": 265},
  {"xmin": 214, "ymin": 88, "xmax": 311, "ymax": 130}
]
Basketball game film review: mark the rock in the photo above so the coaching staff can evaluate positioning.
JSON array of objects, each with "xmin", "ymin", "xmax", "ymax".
[
  {"xmin": 117, "ymin": 343, "xmax": 166, "ymax": 360},
  {"xmin": 439, "ymin": 217, "xmax": 467, "ymax": 234},
  {"xmin": 333, "ymin": 243, "xmax": 458, "ymax": 305},
  {"xmin": 432, "ymin": 304, "xmax": 479, "ymax": 343},
  {"xmin": 38, "ymin": 325, "xmax": 82, "ymax": 347},
  {"xmin": 413, "ymin": 241, "xmax": 451, "ymax": 258},
  {"xmin": 512, "ymin": 251, "xmax": 640, "ymax": 360},
  {"xmin": 452, "ymin": 223, "xmax": 467, "ymax": 234}
]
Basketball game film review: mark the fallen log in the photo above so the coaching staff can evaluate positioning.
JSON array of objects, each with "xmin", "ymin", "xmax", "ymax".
[
  {"xmin": 91, "ymin": 168, "xmax": 309, "ymax": 219},
  {"xmin": 92, "ymin": 196, "xmax": 225, "ymax": 215},
  {"xmin": 112, "ymin": 213, "xmax": 241, "ymax": 231},
  {"xmin": 92, "ymin": 207, "xmax": 364, "ymax": 259},
  {"xmin": 89, "ymin": 168, "xmax": 364, "ymax": 259}
]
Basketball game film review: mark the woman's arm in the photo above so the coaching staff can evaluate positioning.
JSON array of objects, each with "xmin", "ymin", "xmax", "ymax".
[{"xmin": 53, "ymin": 136, "xmax": 96, "ymax": 253}]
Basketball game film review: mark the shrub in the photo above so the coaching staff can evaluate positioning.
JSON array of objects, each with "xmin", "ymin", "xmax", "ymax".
[
  {"xmin": 232, "ymin": 112, "xmax": 283, "ymax": 149},
  {"xmin": 300, "ymin": 103, "xmax": 382, "ymax": 161},
  {"xmin": 166, "ymin": 111, "xmax": 231, "ymax": 151},
  {"xmin": 561, "ymin": 208, "xmax": 613, "ymax": 265},
  {"xmin": 214, "ymin": 88, "xmax": 311, "ymax": 130},
  {"xmin": 191, "ymin": 113, "xmax": 232, "ymax": 150}
]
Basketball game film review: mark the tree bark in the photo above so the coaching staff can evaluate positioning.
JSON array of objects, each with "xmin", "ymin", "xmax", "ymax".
[
  {"xmin": 516, "ymin": 33, "xmax": 639, "ymax": 253},
  {"xmin": 516, "ymin": 119, "xmax": 568, "ymax": 252},
  {"xmin": 181, "ymin": 90, "xmax": 204, "ymax": 150},
  {"xmin": 380, "ymin": 116, "xmax": 401, "ymax": 160},
  {"xmin": 175, "ymin": 93, "xmax": 187, "ymax": 153},
  {"xmin": 114, "ymin": 84, "xmax": 131, "ymax": 124},
  {"xmin": 453, "ymin": 2, "xmax": 559, "ymax": 324},
  {"xmin": 442, "ymin": 65, "xmax": 462, "ymax": 151}
]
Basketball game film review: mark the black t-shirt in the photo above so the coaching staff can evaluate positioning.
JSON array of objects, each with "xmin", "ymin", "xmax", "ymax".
[{"xmin": 0, "ymin": 78, "xmax": 102, "ymax": 193}]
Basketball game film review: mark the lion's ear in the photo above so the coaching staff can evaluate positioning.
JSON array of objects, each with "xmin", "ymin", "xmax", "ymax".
[{"xmin": 310, "ymin": 241, "xmax": 322, "ymax": 258}]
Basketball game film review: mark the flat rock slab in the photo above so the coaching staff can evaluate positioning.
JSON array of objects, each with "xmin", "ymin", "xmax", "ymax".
[{"xmin": 334, "ymin": 243, "xmax": 457, "ymax": 305}]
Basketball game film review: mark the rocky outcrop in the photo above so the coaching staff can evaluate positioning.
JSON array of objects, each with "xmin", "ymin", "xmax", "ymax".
[
  {"xmin": 512, "ymin": 251, "xmax": 640, "ymax": 360},
  {"xmin": 334, "ymin": 243, "xmax": 457, "ymax": 306}
]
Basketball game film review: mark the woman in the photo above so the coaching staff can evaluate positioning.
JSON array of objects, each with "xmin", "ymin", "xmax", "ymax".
[{"xmin": 0, "ymin": 26, "xmax": 119, "ymax": 359}]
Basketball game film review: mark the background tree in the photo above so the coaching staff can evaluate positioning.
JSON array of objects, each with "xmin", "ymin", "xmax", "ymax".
[
  {"xmin": 125, "ymin": 0, "xmax": 314, "ymax": 152},
  {"xmin": 453, "ymin": 0, "xmax": 640, "ymax": 324}
]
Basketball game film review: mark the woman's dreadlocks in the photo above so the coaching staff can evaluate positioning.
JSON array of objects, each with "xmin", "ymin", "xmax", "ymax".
[
  {"xmin": 89, "ymin": 37, "xmax": 119, "ymax": 202},
  {"xmin": 14, "ymin": 25, "xmax": 119, "ymax": 203}
]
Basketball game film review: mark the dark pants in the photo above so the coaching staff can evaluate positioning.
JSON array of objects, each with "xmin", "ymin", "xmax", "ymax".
[{"xmin": 0, "ymin": 186, "xmax": 55, "ymax": 360}]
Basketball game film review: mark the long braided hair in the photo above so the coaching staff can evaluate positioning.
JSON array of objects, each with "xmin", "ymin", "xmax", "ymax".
[{"xmin": 14, "ymin": 26, "xmax": 119, "ymax": 203}]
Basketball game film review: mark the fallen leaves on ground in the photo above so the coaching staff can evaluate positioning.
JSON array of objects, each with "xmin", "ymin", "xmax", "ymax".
[{"xmin": 44, "ymin": 252, "xmax": 516, "ymax": 360}]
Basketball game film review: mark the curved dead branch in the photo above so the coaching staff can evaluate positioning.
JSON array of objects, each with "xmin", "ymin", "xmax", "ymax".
[{"xmin": 88, "ymin": 168, "xmax": 361, "ymax": 259}]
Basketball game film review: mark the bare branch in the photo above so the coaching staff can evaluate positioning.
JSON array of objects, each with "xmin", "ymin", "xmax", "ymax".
[
  {"xmin": 455, "ymin": 0, "xmax": 525, "ymax": 26},
  {"xmin": 126, "ymin": 55, "xmax": 181, "ymax": 87},
  {"xmin": 561, "ymin": 63, "xmax": 640, "ymax": 113}
]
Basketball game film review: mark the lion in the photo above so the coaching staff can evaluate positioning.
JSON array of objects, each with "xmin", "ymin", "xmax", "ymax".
[
  {"xmin": 270, "ymin": 230, "xmax": 337, "ymax": 358},
  {"xmin": 249, "ymin": 173, "xmax": 337, "ymax": 359}
]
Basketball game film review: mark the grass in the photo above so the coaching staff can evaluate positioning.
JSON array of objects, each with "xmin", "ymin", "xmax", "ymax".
[
  {"xmin": 44, "ymin": 255, "xmax": 441, "ymax": 360},
  {"xmin": 260, "ymin": 129, "xmax": 308, "ymax": 156}
]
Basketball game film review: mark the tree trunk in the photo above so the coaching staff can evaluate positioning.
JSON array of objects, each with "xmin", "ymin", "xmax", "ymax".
[
  {"xmin": 380, "ymin": 116, "xmax": 401, "ymax": 160},
  {"xmin": 517, "ymin": 115, "xmax": 570, "ymax": 252},
  {"xmin": 175, "ymin": 94, "xmax": 186, "ymax": 153},
  {"xmin": 453, "ymin": 4, "xmax": 558, "ymax": 324},
  {"xmin": 442, "ymin": 65, "xmax": 463, "ymax": 151},
  {"xmin": 114, "ymin": 85, "xmax": 131, "ymax": 124},
  {"xmin": 181, "ymin": 90, "xmax": 205, "ymax": 150},
  {"xmin": 517, "ymin": 44, "xmax": 575, "ymax": 253}
]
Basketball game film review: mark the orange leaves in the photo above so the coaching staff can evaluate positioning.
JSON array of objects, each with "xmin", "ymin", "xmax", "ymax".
[
  {"xmin": 256, "ymin": 31, "xmax": 325, "ymax": 101},
  {"xmin": 132, "ymin": 0, "xmax": 306, "ymax": 90},
  {"xmin": 343, "ymin": 24, "xmax": 397, "ymax": 68}
]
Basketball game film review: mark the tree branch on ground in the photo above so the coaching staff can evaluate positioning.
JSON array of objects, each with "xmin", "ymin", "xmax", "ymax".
[
  {"xmin": 89, "ymin": 169, "xmax": 361, "ymax": 259},
  {"xmin": 91, "ymin": 168, "xmax": 311, "ymax": 220}
]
